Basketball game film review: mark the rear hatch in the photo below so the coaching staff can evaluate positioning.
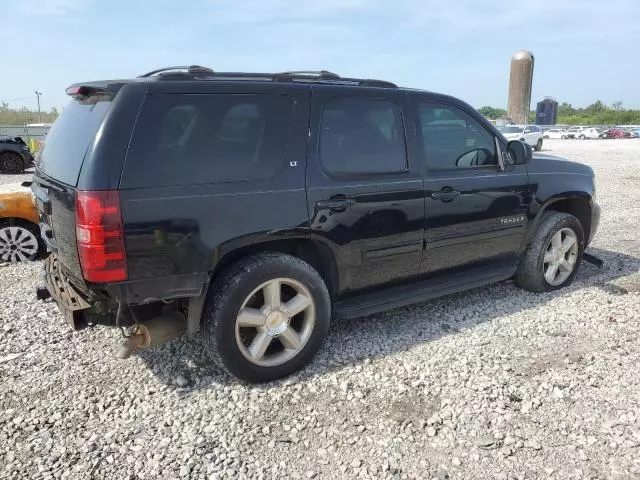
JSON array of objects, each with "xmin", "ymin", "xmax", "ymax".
[{"xmin": 32, "ymin": 89, "xmax": 117, "ymax": 288}]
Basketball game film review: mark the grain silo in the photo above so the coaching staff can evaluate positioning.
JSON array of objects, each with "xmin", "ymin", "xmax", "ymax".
[{"xmin": 507, "ymin": 50, "xmax": 534, "ymax": 125}]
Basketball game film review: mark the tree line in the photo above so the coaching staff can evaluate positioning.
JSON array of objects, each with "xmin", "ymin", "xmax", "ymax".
[
  {"xmin": 478, "ymin": 101, "xmax": 640, "ymax": 125},
  {"xmin": 3, "ymin": 100, "xmax": 640, "ymax": 127},
  {"xmin": 0, "ymin": 103, "xmax": 59, "ymax": 125}
]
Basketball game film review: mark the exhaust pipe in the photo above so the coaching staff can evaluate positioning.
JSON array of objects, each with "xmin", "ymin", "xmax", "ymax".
[{"xmin": 117, "ymin": 312, "xmax": 186, "ymax": 359}]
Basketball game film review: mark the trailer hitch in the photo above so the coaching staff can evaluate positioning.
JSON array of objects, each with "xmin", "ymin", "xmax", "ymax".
[{"xmin": 583, "ymin": 252, "xmax": 603, "ymax": 269}]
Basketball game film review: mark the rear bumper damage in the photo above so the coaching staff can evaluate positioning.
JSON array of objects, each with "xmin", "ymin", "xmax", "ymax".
[
  {"xmin": 41, "ymin": 254, "xmax": 91, "ymax": 330},
  {"xmin": 38, "ymin": 254, "xmax": 191, "ymax": 357}
]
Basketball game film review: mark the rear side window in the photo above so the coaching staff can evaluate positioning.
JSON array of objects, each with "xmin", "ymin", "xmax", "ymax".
[
  {"xmin": 37, "ymin": 97, "xmax": 113, "ymax": 186},
  {"xmin": 122, "ymin": 94, "xmax": 293, "ymax": 187},
  {"xmin": 319, "ymin": 98, "xmax": 407, "ymax": 176}
]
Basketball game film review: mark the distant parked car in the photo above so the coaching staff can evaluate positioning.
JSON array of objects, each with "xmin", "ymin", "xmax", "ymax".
[
  {"xmin": 0, "ymin": 136, "xmax": 35, "ymax": 174},
  {"xmin": 496, "ymin": 124, "xmax": 543, "ymax": 150},
  {"xmin": 0, "ymin": 182, "xmax": 45, "ymax": 262},
  {"xmin": 601, "ymin": 128, "xmax": 627, "ymax": 139},
  {"xmin": 575, "ymin": 128, "xmax": 601, "ymax": 140},
  {"xmin": 565, "ymin": 127, "xmax": 589, "ymax": 139},
  {"xmin": 542, "ymin": 129, "xmax": 568, "ymax": 139},
  {"xmin": 626, "ymin": 130, "xmax": 639, "ymax": 138}
]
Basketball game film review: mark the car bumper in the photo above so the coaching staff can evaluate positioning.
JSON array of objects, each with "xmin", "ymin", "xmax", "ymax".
[
  {"xmin": 588, "ymin": 201, "xmax": 601, "ymax": 245},
  {"xmin": 41, "ymin": 254, "xmax": 91, "ymax": 330}
]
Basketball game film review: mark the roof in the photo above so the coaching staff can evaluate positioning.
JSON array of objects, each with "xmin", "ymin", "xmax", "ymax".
[{"xmin": 68, "ymin": 66, "xmax": 400, "ymax": 94}]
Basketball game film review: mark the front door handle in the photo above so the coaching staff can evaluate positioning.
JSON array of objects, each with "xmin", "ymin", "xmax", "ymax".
[
  {"xmin": 316, "ymin": 198, "xmax": 356, "ymax": 211},
  {"xmin": 431, "ymin": 190, "xmax": 460, "ymax": 201}
]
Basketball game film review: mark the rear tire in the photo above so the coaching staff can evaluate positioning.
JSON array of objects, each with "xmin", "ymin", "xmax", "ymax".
[
  {"xmin": 201, "ymin": 252, "xmax": 331, "ymax": 383},
  {"xmin": 515, "ymin": 212, "xmax": 584, "ymax": 293},
  {"xmin": 534, "ymin": 139, "xmax": 543, "ymax": 151},
  {"xmin": 0, "ymin": 152, "xmax": 24, "ymax": 174},
  {"xmin": 579, "ymin": 134, "xmax": 586, "ymax": 140}
]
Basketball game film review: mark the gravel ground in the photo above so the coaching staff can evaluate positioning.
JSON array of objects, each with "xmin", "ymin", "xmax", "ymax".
[{"xmin": 1, "ymin": 140, "xmax": 640, "ymax": 480}]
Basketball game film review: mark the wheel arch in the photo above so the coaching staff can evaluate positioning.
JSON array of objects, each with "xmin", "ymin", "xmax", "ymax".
[
  {"xmin": 209, "ymin": 237, "xmax": 340, "ymax": 300},
  {"xmin": 0, "ymin": 216, "xmax": 39, "ymax": 229},
  {"xmin": 525, "ymin": 195, "xmax": 592, "ymax": 248}
]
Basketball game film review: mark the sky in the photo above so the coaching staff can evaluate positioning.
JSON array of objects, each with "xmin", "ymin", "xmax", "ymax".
[{"xmin": 2, "ymin": 0, "xmax": 639, "ymax": 112}]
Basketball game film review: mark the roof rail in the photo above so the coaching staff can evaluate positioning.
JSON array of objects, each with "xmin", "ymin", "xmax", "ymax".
[
  {"xmin": 138, "ymin": 65, "xmax": 214, "ymax": 78},
  {"xmin": 276, "ymin": 70, "xmax": 340, "ymax": 79},
  {"xmin": 273, "ymin": 71, "xmax": 397, "ymax": 88},
  {"xmin": 139, "ymin": 66, "xmax": 397, "ymax": 88}
]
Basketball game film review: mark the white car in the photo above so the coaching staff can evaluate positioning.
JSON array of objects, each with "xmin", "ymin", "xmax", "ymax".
[
  {"xmin": 496, "ymin": 124, "xmax": 544, "ymax": 151},
  {"xmin": 565, "ymin": 126, "xmax": 588, "ymax": 139},
  {"xmin": 574, "ymin": 127, "xmax": 600, "ymax": 140},
  {"xmin": 542, "ymin": 128, "xmax": 568, "ymax": 139}
]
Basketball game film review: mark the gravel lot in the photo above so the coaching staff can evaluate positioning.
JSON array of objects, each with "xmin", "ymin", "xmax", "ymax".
[{"xmin": 1, "ymin": 140, "xmax": 640, "ymax": 480}]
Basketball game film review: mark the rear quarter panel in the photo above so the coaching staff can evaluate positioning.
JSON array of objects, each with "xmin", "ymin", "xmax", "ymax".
[{"xmin": 119, "ymin": 84, "xmax": 312, "ymax": 289}]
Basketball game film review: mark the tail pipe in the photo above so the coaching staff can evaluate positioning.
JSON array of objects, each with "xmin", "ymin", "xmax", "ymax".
[{"xmin": 117, "ymin": 312, "xmax": 186, "ymax": 359}]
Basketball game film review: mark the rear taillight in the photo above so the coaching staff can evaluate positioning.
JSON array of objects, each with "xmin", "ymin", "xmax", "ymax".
[{"xmin": 75, "ymin": 190, "xmax": 127, "ymax": 283}]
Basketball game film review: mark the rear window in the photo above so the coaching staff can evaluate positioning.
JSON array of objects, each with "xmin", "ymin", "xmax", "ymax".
[
  {"xmin": 36, "ymin": 97, "xmax": 112, "ymax": 186},
  {"xmin": 121, "ymin": 93, "xmax": 293, "ymax": 188}
]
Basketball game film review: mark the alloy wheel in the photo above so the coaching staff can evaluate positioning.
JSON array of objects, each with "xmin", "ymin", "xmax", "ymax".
[
  {"xmin": 0, "ymin": 226, "xmax": 40, "ymax": 262},
  {"xmin": 235, "ymin": 277, "xmax": 316, "ymax": 367},
  {"xmin": 543, "ymin": 227, "xmax": 579, "ymax": 286}
]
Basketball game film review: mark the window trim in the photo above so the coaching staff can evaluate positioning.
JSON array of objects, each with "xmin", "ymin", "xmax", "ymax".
[
  {"xmin": 417, "ymin": 100, "xmax": 502, "ymax": 172},
  {"xmin": 317, "ymin": 96, "xmax": 410, "ymax": 179}
]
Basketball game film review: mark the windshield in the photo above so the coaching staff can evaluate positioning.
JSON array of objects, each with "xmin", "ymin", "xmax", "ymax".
[
  {"xmin": 496, "ymin": 126, "xmax": 522, "ymax": 134},
  {"xmin": 36, "ymin": 96, "xmax": 113, "ymax": 186}
]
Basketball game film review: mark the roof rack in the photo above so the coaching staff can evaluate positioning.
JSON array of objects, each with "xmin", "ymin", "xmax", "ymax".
[
  {"xmin": 276, "ymin": 70, "xmax": 341, "ymax": 78},
  {"xmin": 274, "ymin": 70, "xmax": 396, "ymax": 88},
  {"xmin": 138, "ymin": 65, "xmax": 214, "ymax": 78},
  {"xmin": 141, "ymin": 66, "xmax": 397, "ymax": 88}
]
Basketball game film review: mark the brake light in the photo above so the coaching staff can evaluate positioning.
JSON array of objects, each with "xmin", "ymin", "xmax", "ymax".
[{"xmin": 75, "ymin": 191, "xmax": 127, "ymax": 283}]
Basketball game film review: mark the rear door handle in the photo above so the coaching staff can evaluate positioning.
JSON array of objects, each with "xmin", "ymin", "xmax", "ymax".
[
  {"xmin": 316, "ymin": 198, "xmax": 356, "ymax": 211},
  {"xmin": 431, "ymin": 190, "xmax": 460, "ymax": 201}
]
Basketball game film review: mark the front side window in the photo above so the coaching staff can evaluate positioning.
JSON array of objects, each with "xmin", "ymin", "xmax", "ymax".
[
  {"xmin": 123, "ymin": 93, "xmax": 293, "ymax": 187},
  {"xmin": 319, "ymin": 98, "xmax": 407, "ymax": 175},
  {"xmin": 419, "ymin": 103, "xmax": 498, "ymax": 169}
]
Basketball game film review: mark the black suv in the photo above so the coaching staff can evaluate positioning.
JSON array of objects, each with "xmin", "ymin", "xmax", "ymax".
[
  {"xmin": 33, "ymin": 66, "xmax": 600, "ymax": 382},
  {"xmin": 0, "ymin": 136, "xmax": 34, "ymax": 174}
]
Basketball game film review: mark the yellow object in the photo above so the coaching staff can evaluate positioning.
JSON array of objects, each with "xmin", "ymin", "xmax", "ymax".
[
  {"xmin": 0, "ymin": 183, "xmax": 39, "ymax": 224},
  {"xmin": 28, "ymin": 139, "xmax": 42, "ymax": 154}
]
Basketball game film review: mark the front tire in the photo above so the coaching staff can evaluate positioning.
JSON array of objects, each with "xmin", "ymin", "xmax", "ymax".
[
  {"xmin": 534, "ymin": 139, "xmax": 543, "ymax": 151},
  {"xmin": 515, "ymin": 212, "xmax": 584, "ymax": 293},
  {"xmin": 579, "ymin": 134, "xmax": 586, "ymax": 140},
  {"xmin": 201, "ymin": 252, "xmax": 331, "ymax": 383},
  {"xmin": 0, "ymin": 221, "xmax": 44, "ymax": 262},
  {"xmin": 0, "ymin": 152, "xmax": 24, "ymax": 174}
]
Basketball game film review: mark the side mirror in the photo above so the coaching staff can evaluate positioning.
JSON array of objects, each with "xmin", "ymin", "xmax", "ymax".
[{"xmin": 507, "ymin": 140, "xmax": 533, "ymax": 165}]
